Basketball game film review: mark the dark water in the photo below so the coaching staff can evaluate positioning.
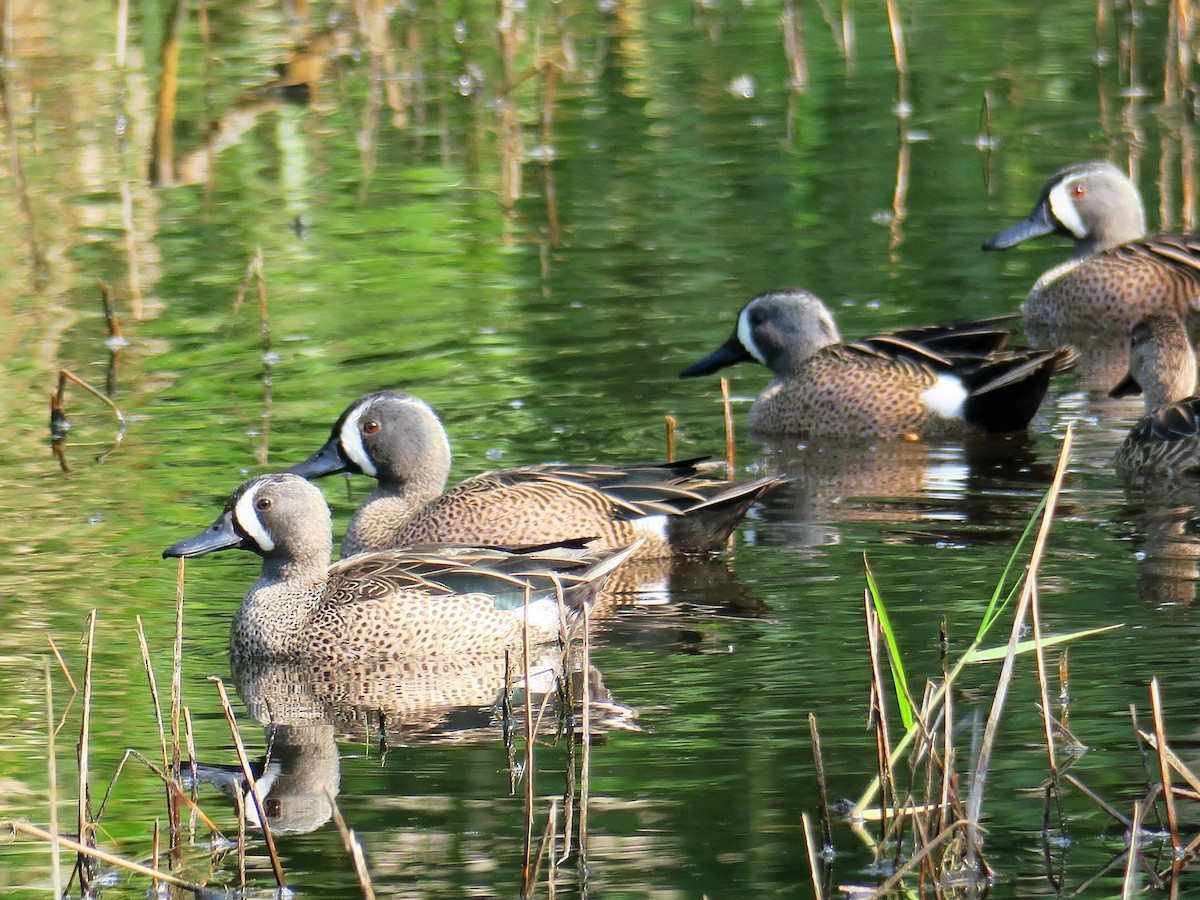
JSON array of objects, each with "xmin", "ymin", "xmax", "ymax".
[{"xmin": 3, "ymin": 1, "xmax": 1200, "ymax": 896}]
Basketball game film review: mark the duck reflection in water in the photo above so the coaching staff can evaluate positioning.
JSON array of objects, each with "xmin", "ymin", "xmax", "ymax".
[
  {"xmin": 1120, "ymin": 484, "xmax": 1200, "ymax": 609},
  {"xmin": 744, "ymin": 433, "xmax": 1063, "ymax": 551},
  {"xmin": 189, "ymin": 649, "xmax": 638, "ymax": 836}
]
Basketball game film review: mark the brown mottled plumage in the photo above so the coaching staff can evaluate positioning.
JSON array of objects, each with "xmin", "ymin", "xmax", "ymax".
[
  {"xmin": 1110, "ymin": 314, "xmax": 1200, "ymax": 478},
  {"xmin": 679, "ymin": 288, "xmax": 1073, "ymax": 439},
  {"xmin": 163, "ymin": 474, "xmax": 640, "ymax": 661},
  {"xmin": 286, "ymin": 392, "xmax": 782, "ymax": 558},
  {"xmin": 983, "ymin": 161, "xmax": 1200, "ymax": 343}
]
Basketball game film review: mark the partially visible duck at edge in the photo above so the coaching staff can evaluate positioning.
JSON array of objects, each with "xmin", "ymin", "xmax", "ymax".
[
  {"xmin": 1110, "ymin": 313, "xmax": 1200, "ymax": 479},
  {"xmin": 286, "ymin": 391, "xmax": 783, "ymax": 559},
  {"xmin": 679, "ymin": 287, "xmax": 1074, "ymax": 440},
  {"xmin": 163, "ymin": 473, "xmax": 641, "ymax": 661},
  {"xmin": 982, "ymin": 160, "xmax": 1200, "ymax": 342}
]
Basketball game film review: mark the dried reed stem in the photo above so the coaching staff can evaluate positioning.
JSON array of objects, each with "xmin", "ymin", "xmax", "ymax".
[
  {"xmin": 57, "ymin": 369, "xmax": 127, "ymax": 428},
  {"xmin": 1030, "ymin": 581, "xmax": 1058, "ymax": 777},
  {"xmin": 720, "ymin": 377, "xmax": 735, "ymax": 474},
  {"xmin": 3, "ymin": 820, "xmax": 200, "ymax": 890},
  {"xmin": 965, "ymin": 425, "xmax": 1074, "ymax": 858},
  {"xmin": 44, "ymin": 660, "xmax": 63, "ymax": 897},
  {"xmin": 46, "ymin": 636, "xmax": 77, "ymax": 694},
  {"xmin": 1122, "ymin": 798, "xmax": 1143, "ymax": 897},
  {"xmin": 579, "ymin": 598, "xmax": 592, "ymax": 877},
  {"xmin": 808, "ymin": 713, "xmax": 832, "ymax": 849},
  {"xmin": 664, "ymin": 415, "xmax": 676, "ymax": 463},
  {"xmin": 801, "ymin": 812, "xmax": 823, "ymax": 899},
  {"xmin": 521, "ymin": 585, "xmax": 535, "ymax": 891},
  {"xmin": 134, "ymin": 616, "xmax": 169, "ymax": 780},
  {"xmin": 327, "ymin": 789, "xmax": 376, "ymax": 899},
  {"xmin": 883, "ymin": 0, "xmax": 909, "ymax": 118},
  {"xmin": 76, "ymin": 610, "xmax": 96, "ymax": 889},
  {"xmin": 170, "ymin": 558, "xmax": 185, "ymax": 849},
  {"xmin": 209, "ymin": 676, "xmax": 287, "ymax": 888},
  {"xmin": 1149, "ymin": 678, "xmax": 1181, "ymax": 853}
]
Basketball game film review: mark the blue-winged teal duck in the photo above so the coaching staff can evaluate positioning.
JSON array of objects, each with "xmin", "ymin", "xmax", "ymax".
[
  {"xmin": 285, "ymin": 392, "xmax": 783, "ymax": 558},
  {"xmin": 678, "ymin": 288, "xmax": 1074, "ymax": 439},
  {"xmin": 1110, "ymin": 313, "xmax": 1200, "ymax": 478},
  {"xmin": 982, "ymin": 161, "xmax": 1200, "ymax": 339},
  {"xmin": 163, "ymin": 473, "xmax": 641, "ymax": 661}
]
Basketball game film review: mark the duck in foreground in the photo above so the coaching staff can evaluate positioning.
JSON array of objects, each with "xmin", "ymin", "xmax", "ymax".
[
  {"xmin": 285, "ymin": 391, "xmax": 783, "ymax": 558},
  {"xmin": 163, "ymin": 473, "xmax": 641, "ymax": 661},
  {"xmin": 679, "ymin": 288, "xmax": 1074, "ymax": 439},
  {"xmin": 1110, "ymin": 313, "xmax": 1200, "ymax": 479},
  {"xmin": 982, "ymin": 161, "xmax": 1200, "ymax": 340}
]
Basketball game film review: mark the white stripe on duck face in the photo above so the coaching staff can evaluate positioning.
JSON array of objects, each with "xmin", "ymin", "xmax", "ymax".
[
  {"xmin": 339, "ymin": 402, "xmax": 379, "ymax": 477},
  {"xmin": 737, "ymin": 306, "xmax": 768, "ymax": 365},
  {"xmin": 921, "ymin": 375, "xmax": 968, "ymax": 419},
  {"xmin": 1047, "ymin": 179, "xmax": 1089, "ymax": 239},
  {"xmin": 234, "ymin": 482, "xmax": 276, "ymax": 552}
]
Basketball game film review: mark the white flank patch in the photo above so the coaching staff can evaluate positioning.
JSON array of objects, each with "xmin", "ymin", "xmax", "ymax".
[
  {"xmin": 633, "ymin": 514, "xmax": 669, "ymax": 541},
  {"xmin": 1047, "ymin": 180, "xmax": 1089, "ymax": 239},
  {"xmin": 234, "ymin": 482, "xmax": 275, "ymax": 552},
  {"xmin": 524, "ymin": 597, "xmax": 562, "ymax": 633},
  {"xmin": 339, "ymin": 403, "xmax": 378, "ymax": 477},
  {"xmin": 737, "ymin": 307, "xmax": 768, "ymax": 365},
  {"xmin": 921, "ymin": 375, "xmax": 968, "ymax": 419}
]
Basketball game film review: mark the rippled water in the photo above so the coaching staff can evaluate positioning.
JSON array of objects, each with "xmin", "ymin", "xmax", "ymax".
[{"xmin": 3, "ymin": 1, "xmax": 1200, "ymax": 896}]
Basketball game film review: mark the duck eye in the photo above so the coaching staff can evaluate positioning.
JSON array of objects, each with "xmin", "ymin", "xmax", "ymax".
[
  {"xmin": 362, "ymin": 419, "xmax": 381, "ymax": 435},
  {"xmin": 255, "ymin": 497, "xmax": 273, "ymax": 511},
  {"xmin": 1071, "ymin": 183, "xmax": 1086, "ymax": 198}
]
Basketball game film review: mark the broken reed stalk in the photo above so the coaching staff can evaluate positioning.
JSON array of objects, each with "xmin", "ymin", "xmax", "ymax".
[
  {"xmin": 1030, "ymin": 579, "xmax": 1059, "ymax": 783},
  {"xmin": 326, "ymin": 789, "xmax": 377, "ymax": 900},
  {"xmin": 151, "ymin": 819, "xmax": 161, "ymax": 896},
  {"xmin": 964, "ymin": 424, "xmax": 1074, "ymax": 860},
  {"xmin": 521, "ymin": 585, "xmax": 536, "ymax": 893},
  {"xmin": 1149, "ymin": 678, "xmax": 1181, "ymax": 854},
  {"xmin": 77, "ymin": 610, "xmax": 96, "ymax": 890},
  {"xmin": 664, "ymin": 415, "xmax": 676, "ymax": 463},
  {"xmin": 863, "ymin": 595, "xmax": 896, "ymax": 847},
  {"xmin": 46, "ymin": 635, "xmax": 78, "ymax": 694},
  {"xmin": 808, "ymin": 713, "xmax": 832, "ymax": 849},
  {"xmin": 1122, "ymin": 798, "xmax": 1143, "ymax": 897},
  {"xmin": 579, "ymin": 598, "xmax": 592, "ymax": 878},
  {"xmin": 170, "ymin": 559, "xmax": 186, "ymax": 852},
  {"xmin": 95, "ymin": 748, "xmax": 221, "ymax": 834},
  {"xmin": 44, "ymin": 660, "xmax": 63, "ymax": 897},
  {"xmin": 801, "ymin": 813, "xmax": 823, "ymax": 900},
  {"xmin": 871, "ymin": 818, "xmax": 967, "ymax": 896},
  {"xmin": 209, "ymin": 676, "xmax": 287, "ymax": 889},
  {"xmin": 56, "ymin": 369, "xmax": 127, "ymax": 429},
  {"xmin": 3, "ymin": 821, "xmax": 201, "ymax": 890},
  {"xmin": 720, "ymin": 377, "xmax": 735, "ymax": 474},
  {"xmin": 97, "ymin": 280, "xmax": 124, "ymax": 344},
  {"xmin": 134, "ymin": 614, "xmax": 178, "ymax": 848},
  {"xmin": 183, "ymin": 707, "xmax": 198, "ymax": 837}
]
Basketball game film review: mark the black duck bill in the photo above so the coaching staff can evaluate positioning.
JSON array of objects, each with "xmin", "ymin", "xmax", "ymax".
[
  {"xmin": 163, "ymin": 508, "xmax": 248, "ymax": 559},
  {"xmin": 981, "ymin": 196, "xmax": 1059, "ymax": 251},
  {"xmin": 286, "ymin": 431, "xmax": 355, "ymax": 479},
  {"xmin": 679, "ymin": 330, "xmax": 755, "ymax": 378}
]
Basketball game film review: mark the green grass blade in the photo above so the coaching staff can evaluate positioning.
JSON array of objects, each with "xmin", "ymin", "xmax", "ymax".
[
  {"xmin": 974, "ymin": 490, "xmax": 1049, "ymax": 643},
  {"xmin": 863, "ymin": 555, "xmax": 913, "ymax": 730},
  {"xmin": 963, "ymin": 624, "xmax": 1123, "ymax": 663}
]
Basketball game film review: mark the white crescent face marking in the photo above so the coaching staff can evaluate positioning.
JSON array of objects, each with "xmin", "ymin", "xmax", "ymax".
[
  {"xmin": 339, "ymin": 404, "xmax": 378, "ymax": 477},
  {"xmin": 921, "ymin": 375, "xmax": 968, "ymax": 419},
  {"xmin": 737, "ymin": 306, "xmax": 768, "ymax": 365},
  {"xmin": 1048, "ymin": 180, "xmax": 1089, "ymax": 239},
  {"xmin": 234, "ymin": 482, "xmax": 275, "ymax": 552}
]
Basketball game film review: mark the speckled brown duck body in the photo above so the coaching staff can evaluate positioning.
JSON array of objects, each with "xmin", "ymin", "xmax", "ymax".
[
  {"xmin": 286, "ymin": 392, "xmax": 782, "ymax": 558},
  {"xmin": 679, "ymin": 288, "xmax": 1073, "ymax": 440},
  {"xmin": 983, "ymin": 161, "xmax": 1200, "ymax": 343},
  {"xmin": 1110, "ymin": 314, "xmax": 1200, "ymax": 478},
  {"xmin": 163, "ymin": 474, "xmax": 640, "ymax": 662}
]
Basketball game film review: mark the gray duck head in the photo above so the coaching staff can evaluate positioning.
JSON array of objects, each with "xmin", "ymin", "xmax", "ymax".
[
  {"xmin": 982, "ymin": 160, "xmax": 1146, "ymax": 258},
  {"xmin": 163, "ymin": 473, "xmax": 333, "ymax": 567},
  {"xmin": 287, "ymin": 391, "xmax": 452, "ymax": 494},
  {"xmin": 680, "ymin": 288, "xmax": 842, "ymax": 380}
]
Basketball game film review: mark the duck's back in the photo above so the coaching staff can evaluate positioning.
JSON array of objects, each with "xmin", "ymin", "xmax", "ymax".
[
  {"xmin": 1028, "ymin": 238, "xmax": 1200, "ymax": 335},
  {"xmin": 748, "ymin": 346, "xmax": 941, "ymax": 439}
]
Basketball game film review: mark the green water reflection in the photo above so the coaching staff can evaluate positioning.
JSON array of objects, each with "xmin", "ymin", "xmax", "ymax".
[{"xmin": 2, "ymin": 1, "xmax": 1198, "ymax": 896}]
